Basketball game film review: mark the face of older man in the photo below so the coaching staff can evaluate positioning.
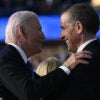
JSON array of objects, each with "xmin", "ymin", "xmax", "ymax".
[{"xmin": 20, "ymin": 15, "xmax": 45, "ymax": 58}]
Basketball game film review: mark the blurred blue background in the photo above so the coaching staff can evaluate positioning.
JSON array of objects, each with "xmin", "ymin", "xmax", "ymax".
[
  {"xmin": 0, "ymin": 15, "xmax": 61, "ymax": 41},
  {"xmin": 0, "ymin": 14, "xmax": 100, "ymax": 42},
  {"xmin": 0, "ymin": 0, "xmax": 100, "ymax": 42}
]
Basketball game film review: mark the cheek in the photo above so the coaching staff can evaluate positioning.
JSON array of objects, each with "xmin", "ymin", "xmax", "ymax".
[
  {"xmin": 30, "ymin": 37, "xmax": 40, "ymax": 49},
  {"xmin": 27, "ymin": 36, "xmax": 36, "ymax": 49},
  {"xmin": 65, "ymin": 28, "xmax": 72, "ymax": 37},
  {"xmin": 69, "ymin": 34, "xmax": 76, "ymax": 45}
]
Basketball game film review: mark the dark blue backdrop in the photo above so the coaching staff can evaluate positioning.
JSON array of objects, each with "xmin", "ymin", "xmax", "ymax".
[{"xmin": 0, "ymin": 15, "xmax": 100, "ymax": 42}]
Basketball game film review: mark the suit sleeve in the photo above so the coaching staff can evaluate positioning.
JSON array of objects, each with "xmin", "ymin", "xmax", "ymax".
[{"xmin": 0, "ymin": 61, "xmax": 68, "ymax": 100}]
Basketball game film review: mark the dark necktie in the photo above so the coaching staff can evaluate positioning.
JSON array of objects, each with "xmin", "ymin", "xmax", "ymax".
[{"xmin": 26, "ymin": 61, "xmax": 34, "ymax": 79}]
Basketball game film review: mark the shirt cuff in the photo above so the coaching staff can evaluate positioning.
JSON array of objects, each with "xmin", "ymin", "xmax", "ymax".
[{"xmin": 59, "ymin": 66, "xmax": 71, "ymax": 75}]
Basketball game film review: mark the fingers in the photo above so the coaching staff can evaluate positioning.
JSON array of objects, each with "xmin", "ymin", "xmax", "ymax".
[
  {"xmin": 83, "ymin": 50, "xmax": 92, "ymax": 55},
  {"xmin": 62, "ymin": 50, "xmax": 92, "ymax": 70},
  {"xmin": 75, "ymin": 50, "xmax": 92, "ymax": 66},
  {"xmin": 76, "ymin": 59, "xmax": 90, "ymax": 64},
  {"xmin": 76, "ymin": 53, "xmax": 92, "ymax": 59},
  {"xmin": 75, "ymin": 50, "xmax": 92, "ymax": 60},
  {"xmin": 76, "ymin": 50, "xmax": 92, "ymax": 55}
]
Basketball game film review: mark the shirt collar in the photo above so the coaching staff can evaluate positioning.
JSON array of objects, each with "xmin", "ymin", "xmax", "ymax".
[
  {"xmin": 77, "ymin": 38, "xmax": 97, "ymax": 52},
  {"xmin": 8, "ymin": 43, "xmax": 27, "ymax": 63}
]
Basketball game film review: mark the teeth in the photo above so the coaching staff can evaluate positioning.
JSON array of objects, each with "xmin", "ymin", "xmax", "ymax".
[
  {"xmin": 65, "ymin": 40, "xmax": 68, "ymax": 48},
  {"xmin": 66, "ymin": 40, "xmax": 68, "ymax": 43}
]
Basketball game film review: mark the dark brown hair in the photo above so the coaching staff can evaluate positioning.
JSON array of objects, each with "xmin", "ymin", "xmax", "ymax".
[{"xmin": 61, "ymin": 3, "xmax": 99, "ymax": 34}]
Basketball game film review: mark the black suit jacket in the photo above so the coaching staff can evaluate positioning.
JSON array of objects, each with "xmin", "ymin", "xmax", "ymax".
[
  {"xmin": 0, "ymin": 45, "xmax": 68, "ymax": 100},
  {"xmin": 45, "ymin": 39, "xmax": 100, "ymax": 100}
]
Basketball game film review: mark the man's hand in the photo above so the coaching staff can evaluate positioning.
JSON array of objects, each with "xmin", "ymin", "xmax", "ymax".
[{"xmin": 63, "ymin": 51, "xmax": 92, "ymax": 70}]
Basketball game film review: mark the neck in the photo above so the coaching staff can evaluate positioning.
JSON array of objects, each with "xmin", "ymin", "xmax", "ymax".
[{"xmin": 78, "ymin": 33, "xmax": 96, "ymax": 48}]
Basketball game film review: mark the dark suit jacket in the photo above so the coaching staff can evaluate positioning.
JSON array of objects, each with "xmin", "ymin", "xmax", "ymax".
[
  {"xmin": 0, "ymin": 45, "xmax": 68, "ymax": 100},
  {"xmin": 45, "ymin": 39, "xmax": 100, "ymax": 100}
]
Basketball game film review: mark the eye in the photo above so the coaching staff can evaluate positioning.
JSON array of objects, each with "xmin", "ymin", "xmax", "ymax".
[{"xmin": 61, "ymin": 26, "xmax": 64, "ymax": 30}]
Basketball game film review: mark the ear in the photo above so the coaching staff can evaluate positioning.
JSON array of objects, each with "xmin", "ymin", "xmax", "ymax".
[
  {"xmin": 75, "ymin": 21, "xmax": 83, "ymax": 34},
  {"xmin": 17, "ymin": 25, "xmax": 27, "ymax": 39}
]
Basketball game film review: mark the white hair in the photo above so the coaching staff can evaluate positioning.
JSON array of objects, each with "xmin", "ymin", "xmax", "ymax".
[{"xmin": 5, "ymin": 11, "xmax": 37, "ymax": 43}]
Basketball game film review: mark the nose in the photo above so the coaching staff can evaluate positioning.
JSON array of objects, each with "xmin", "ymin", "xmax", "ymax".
[{"xmin": 60, "ymin": 32, "xmax": 65, "ymax": 40}]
